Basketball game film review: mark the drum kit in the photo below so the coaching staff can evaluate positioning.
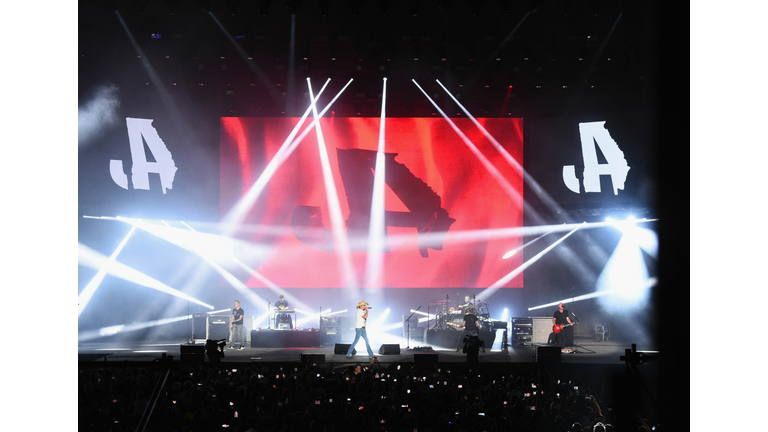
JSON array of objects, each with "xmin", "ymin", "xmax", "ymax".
[{"xmin": 429, "ymin": 298, "xmax": 492, "ymax": 331}]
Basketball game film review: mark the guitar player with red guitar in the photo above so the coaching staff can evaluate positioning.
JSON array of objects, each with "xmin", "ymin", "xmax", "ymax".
[{"xmin": 552, "ymin": 302, "xmax": 575, "ymax": 347}]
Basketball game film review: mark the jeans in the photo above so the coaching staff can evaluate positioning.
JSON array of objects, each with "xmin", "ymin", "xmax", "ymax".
[
  {"xmin": 347, "ymin": 327, "xmax": 374, "ymax": 358},
  {"xmin": 229, "ymin": 324, "xmax": 244, "ymax": 347}
]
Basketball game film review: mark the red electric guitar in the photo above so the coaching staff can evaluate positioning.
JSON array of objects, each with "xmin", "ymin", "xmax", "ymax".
[{"xmin": 552, "ymin": 322, "xmax": 576, "ymax": 334}]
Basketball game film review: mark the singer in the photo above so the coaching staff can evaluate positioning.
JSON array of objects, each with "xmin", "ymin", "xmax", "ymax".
[{"xmin": 346, "ymin": 301, "xmax": 376, "ymax": 363}]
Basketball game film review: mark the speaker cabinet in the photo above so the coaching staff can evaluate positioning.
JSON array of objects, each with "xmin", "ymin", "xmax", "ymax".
[
  {"xmin": 536, "ymin": 345, "xmax": 561, "ymax": 364},
  {"xmin": 532, "ymin": 317, "xmax": 553, "ymax": 344},
  {"xmin": 300, "ymin": 353, "xmax": 326, "ymax": 363},
  {"xmin": 378, "ymin": 344, "xmax": 401, "ymax": 355},
  {"xmin": 192, "ymin": 314, "xmax": 207, "ymax": 340},
  {"xmin": 334, "ymin": 343, "xmax": 356, "ymax": 355},
  {"xmin": 207, "ymin": 315, "xmax": 231, "ymax": 340},
  {"xmin": 414, "ymin": 352, "xmax": 438, "ymax": 365},
  {"xmin": 321, "ymin": 332, "xmax": 341, "ymax": 346}
]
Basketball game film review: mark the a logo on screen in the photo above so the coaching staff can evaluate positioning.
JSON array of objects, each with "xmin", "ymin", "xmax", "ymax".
[
  {"xmin": 110, "ymin": 117, "xmax": 178, "ymax": 194},
  {"xmin": 219, "ymin": 117, "xmax": 525, "ymax": 288},
  {"xmin": 562, "ymin": 121, "xmax": 629, "ymax": 195}
]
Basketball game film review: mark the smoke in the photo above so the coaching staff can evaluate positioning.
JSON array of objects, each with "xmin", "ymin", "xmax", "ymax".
[{"xmin": 78, "ymin": 84, "xmax": 120, "ymax": 148}]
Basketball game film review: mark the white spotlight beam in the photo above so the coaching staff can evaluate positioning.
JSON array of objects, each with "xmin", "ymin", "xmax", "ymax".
[
  {"xmin": 78, "ymin": 314, "xmax": 194, "ymax": 343},
  {"xmin": 296, "ymin": 308, "xmax": 332, "ymax": 326},
  {"xmin": 322, "ymin": 309, "xmax": 348, "ymax": 317},
  {"xmin": 412, "ymin": 79, "xmax": 522, "ymax": 209},
  {"xmin": 307, "ymin": 77, "xmax": 359, "ymax": 290},
  {"xmin": 221, "ymin": 78, "xmax": 355, "ymax": 237},
  {"xmin": 252, "ymin": 311, "xmax": 272, "ymax": 328},
  {"xmin": 480, "ymin": 225, "xmax": 583, "ymax": 297},
  {"xmin": 78, "ymin": 226, "xmax": 136, "ymax": 316},
  {"xmin": 381, "ymin": 321, "xmax": 405, "ymax": 332},
  {"xmin": 436, "ymin": 78, "xmax": 615, "ymax": 287},
  {"xmin": 502, "ymin": 227, "xmax": 558, "ymax": 259},
  {"xmin": 114, "ymin": 11, "xmax": 186, "ymax": 133},
  {"xmin": 527, "ymin": 277, "xmax": 658, "ymax": 311},
  {"xmin": 208, "ymin": 11, "xmax": 280, "ymax": 102},
  {"xmin": 119, "ymin": 217, "xmax": 268, "ymax": 311},
  {"xmin": 221, "ymin": 79, "xmax": 332, "ymax": 231},
  {"xmin": 373, "ymin": 308, "xmax": 391, "ymax": 327},
  {"xmin": 78, "ymin": 243, "xmax": 214, "ymax": 309},
  {"xmin": 365, "ymin": 77, "xmax": 388, "ymax": 288},
  {"xmin": 409, "ymin": 309, "xmax": 429, "ymax": 317}
]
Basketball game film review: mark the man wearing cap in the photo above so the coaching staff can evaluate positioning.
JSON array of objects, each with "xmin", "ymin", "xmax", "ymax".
[{"xmin": 346, "ymin": 301, "xmax": 376, "ymax": 362}]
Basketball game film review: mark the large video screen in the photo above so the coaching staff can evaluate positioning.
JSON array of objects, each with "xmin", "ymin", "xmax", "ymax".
[{"xmin": 220, "ymin": 117, "xmax": 524, "ymax": 288}]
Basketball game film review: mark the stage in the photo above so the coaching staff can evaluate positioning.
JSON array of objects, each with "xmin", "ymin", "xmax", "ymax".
[{"xmin": 77, "ymin": 336, "xmax": 648, "ymax": 366}]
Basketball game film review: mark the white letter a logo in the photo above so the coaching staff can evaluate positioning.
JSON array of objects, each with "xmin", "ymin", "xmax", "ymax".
[{"xmin": 110, "ymin": 118, "xmax": 178, "ymax": 194}]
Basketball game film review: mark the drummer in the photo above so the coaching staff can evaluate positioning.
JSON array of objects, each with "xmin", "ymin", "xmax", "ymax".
[{"xmin": 458, "ymin": 296, "xmax": 472, "ymax": 313}]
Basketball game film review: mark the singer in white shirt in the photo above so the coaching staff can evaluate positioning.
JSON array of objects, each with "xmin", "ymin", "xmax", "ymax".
[{"xmin": 346, "ymin": 301, "xmax": 376, "ymax": 361}]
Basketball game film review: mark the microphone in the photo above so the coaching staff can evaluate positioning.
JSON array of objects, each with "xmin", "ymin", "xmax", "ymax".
[{"xmin": 367, "ymin": 307, "xmax": 373, "ymax": 309}]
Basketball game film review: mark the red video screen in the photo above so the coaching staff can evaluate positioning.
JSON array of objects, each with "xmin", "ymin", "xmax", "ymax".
[{"xmin": 220, "ymin": 117, "xmax": 524, "ymax": 288}]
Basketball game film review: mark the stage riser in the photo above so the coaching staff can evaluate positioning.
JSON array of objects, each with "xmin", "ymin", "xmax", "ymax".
[
  {"xmin": 251, "ymin": 330, "xmax": 322, "ymax": 348},
  {"xmin": 426, "ymin": 329, "xmax": 497, "ymax": 349}
]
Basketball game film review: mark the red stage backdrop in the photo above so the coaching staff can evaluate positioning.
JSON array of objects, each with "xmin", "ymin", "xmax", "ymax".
[{"xmin": 220, "ymin": 117, "xmax": 524, "ymax": 288}]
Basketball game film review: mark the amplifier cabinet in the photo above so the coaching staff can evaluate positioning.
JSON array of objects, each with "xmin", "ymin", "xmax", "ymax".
[
  {"xmin": 207, "ymin": 315, "xmax": 253, "ymax": 342},
  {"xmin": 532, "ymin": 317, "xmax": 553, "ymax": 345}
]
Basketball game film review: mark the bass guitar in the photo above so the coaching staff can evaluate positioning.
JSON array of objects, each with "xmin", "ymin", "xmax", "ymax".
[{"xmin": 552, "ymin": 322, "xmax": 575, "ymax": 334}]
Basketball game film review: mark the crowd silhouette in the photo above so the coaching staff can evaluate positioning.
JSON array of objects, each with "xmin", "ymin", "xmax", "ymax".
[{"xmin": 79, "ymin": 356, "xmax": 661, "ymax": 431}]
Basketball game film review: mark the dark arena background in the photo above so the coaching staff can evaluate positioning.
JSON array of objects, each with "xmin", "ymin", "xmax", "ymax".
[{"xmin": 73, "ymin": 1, "xmax": 689, "ymax": 431}]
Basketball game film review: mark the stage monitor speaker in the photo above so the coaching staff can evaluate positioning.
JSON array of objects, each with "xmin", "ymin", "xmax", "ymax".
[
  {"xmin": 536, "ymin": 345, "xmax": 561, "ymax": 364},
  {"xmin": 180, "ymin": 343, "xmax": 205, "ymax": 364},
  {"xmin": 378, "ymin": 344, "xmax": 401, "ymax": 355},
  {"xmin": 414, "ymin": 352, "xmax": 438, "ymax": 365},
  {"xmin": 300, "ymin": 353, "xmax": 325, "ymax": 363},
  {"xmin": 334, "ymin": 343, "xmax": 356, "ymax": 355}
]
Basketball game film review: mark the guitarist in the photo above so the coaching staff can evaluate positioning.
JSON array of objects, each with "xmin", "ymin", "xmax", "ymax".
[
  {"xmin": 455, "ymin": 305, "xmax": 480, "ymax": 351},
  {"xmin": 552, "ymin": 302, "xmax": 574, "ymax": 347}
]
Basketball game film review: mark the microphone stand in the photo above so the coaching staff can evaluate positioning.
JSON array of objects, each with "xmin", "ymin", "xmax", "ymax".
[
  {"xmin": 568, "ymin": 287, "xmax": 593, "ymax": 354},
  {"xmin": 267, "ymin": 299, "xmax": 271, "ymax": 330},
  {"xmin": 405, "ymin": 305, "xmax": 421, "ymax": 350}
]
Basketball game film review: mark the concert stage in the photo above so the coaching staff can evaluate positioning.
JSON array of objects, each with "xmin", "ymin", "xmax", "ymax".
[{"xmin": 77, "ymin": 336, "xmax": 648, "ymax": 367}]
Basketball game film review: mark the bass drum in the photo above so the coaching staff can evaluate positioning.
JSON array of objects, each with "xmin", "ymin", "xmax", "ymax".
[{"xmin": 451, "ymin": 315, "xmax": 464, "ymax": 329}]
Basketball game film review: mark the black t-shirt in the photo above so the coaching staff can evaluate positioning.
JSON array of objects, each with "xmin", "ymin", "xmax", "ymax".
[
  {"xmin": 464, "ymin": 313, "xmax": 479, "ymax": 332},
  {"xmin": 232, "ymin": 307, "xmax": 244, "ymax": 324},
  {"xmin": 553, "ymin": 309, "xmax": 569, "ymax": 326},
  {"xmin": 276, "ymin": 300, "xmax": 289, "ymax": 310}
]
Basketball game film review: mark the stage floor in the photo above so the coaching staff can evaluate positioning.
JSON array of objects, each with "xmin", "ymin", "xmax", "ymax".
[{"xmin": 77, "ymin": 337, "xmax": 651, "ymax": 366}]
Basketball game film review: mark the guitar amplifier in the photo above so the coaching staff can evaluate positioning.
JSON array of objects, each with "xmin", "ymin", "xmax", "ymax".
[
  {"xmin": 207, "ymin": 315, "xmax": 253, "ymax": 342},
  {"xmin": 532, "ymin": 317, "xmax": 553, "ymax": 345},
  {"xmin": 320, "ymin": 316, "xmax": 340, "ymax": 327}
]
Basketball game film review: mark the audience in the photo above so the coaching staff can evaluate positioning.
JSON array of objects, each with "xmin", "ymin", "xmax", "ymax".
[{"xmin": 79, "ymin": 359, "xmax": 661, "ymax": 431}]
